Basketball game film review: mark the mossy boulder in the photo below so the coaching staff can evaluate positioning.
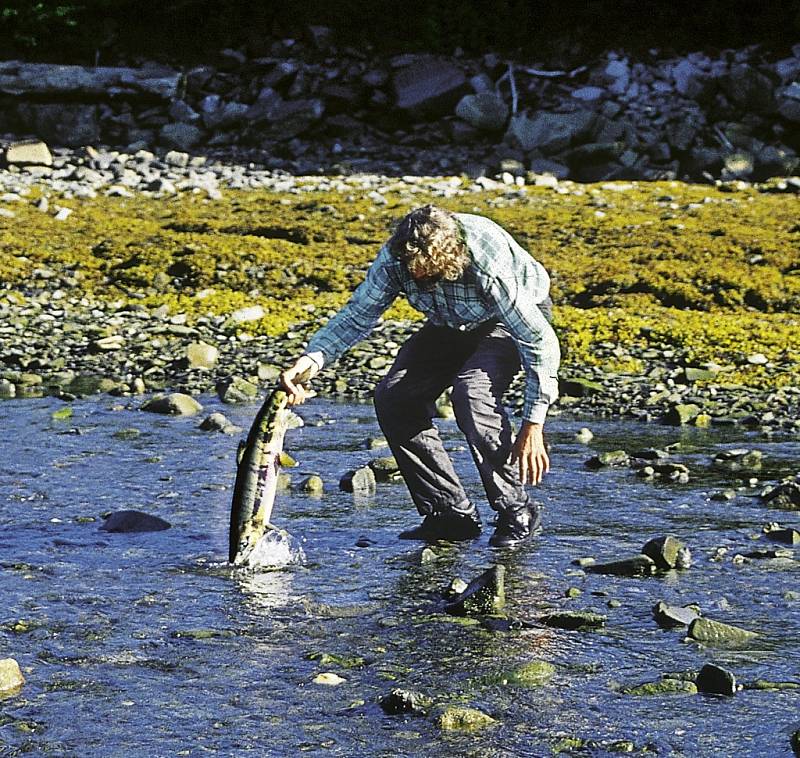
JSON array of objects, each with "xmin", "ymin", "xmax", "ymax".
[
  {"xmin": 436, "ymin": 705, "xmax": 497, "ymax": 732},
  {"xmin": 688, "ymin": 617, "xmax": 757, "ymax": 646},
  {"xmin": 497, "ymin": 660, "xmax": 556, "ymax": 687},
  {"xmin": 620, "ymin": 677, "xmax": 698, "ymax": 696}
]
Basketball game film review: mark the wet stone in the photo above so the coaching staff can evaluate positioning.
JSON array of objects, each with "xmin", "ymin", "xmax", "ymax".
[
  {"xmin": 664, "ymin": 403, "xmax": 701, "ymax": 426},
  {"xmin": 688, "ymin": 617, "xmax": 757, "ymax": 646},
  {"xmin": 652, "ymin": 601, "xmax": 701, "ymax": 628},
  {"xmin": 744, "ymin": 679, "xmax": 800, "ymax": 691},
  {"xmin": 368, "ymin": 455, "xmax": 401, "ymax": 482},
  {"xmin": 298, "ymin": 475, "xmax": 324, "ymax": 494},
  {"xmin": 498, "ymin": 660, "xmax": 556, "ymax": 687},
  {"xmin": 216, "ymin": 376, "xmax": 258, "ymax": 404},
  {"xmin": 99, "ymin": 510, "xmax": 171, "ymax": 533},
  {"xmin": 0, "ymin": 658, "xmax": 25, "ymax": 695},
  {"xmin": 712, "ymin": 448, "xmax": 763, "ymax": 472},
  {"xmin": 142, "ymin": 393, "xmax": 203, "ymax": 416},
  {"xmin": 764, "ymin": 523, "xmax": 800, "ymax": 545},
  {"xmin": 642, "ymin": 535, "xmax": 686, "ymax": 570},
  {"xmin": 620, "ymin": 677, "xmax": 698, "ymax": 696},
  {"xmin": 585, "ymin": 449, "xmax": 630, "ymax": 469},
  {"xmin": 437, "ymin": 705, "xmax": 497, "ymax": 732},
  {"xmin": 761, "ymin": 480, "xmax": 800, "ymax": 510},
  {"xmin": 586, "ymin": 554, "xmax": 656, "ymax": 577},
  {"xmin": 696, "ymin": 663, "xmax": 737, "ymax": 696},
  {"xmin": 198, "ymin": 412, "xmax": 240, "ymax": 434},
  {"xmin": 379, "ymin": 688, "xmax": 432, "ymax": 715},
  {"xmin": 444, "ymin": 564, "xmax": 505, "ymax": 616},
  {"xmin": 339, "ymin": 466, "xmax": 376, "ymax": 494}
]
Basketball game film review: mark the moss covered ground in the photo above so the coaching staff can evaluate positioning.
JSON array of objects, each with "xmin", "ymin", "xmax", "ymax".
[{"xmin": 1, "ymin": 180, "xmax": 798, "ymax": 388}]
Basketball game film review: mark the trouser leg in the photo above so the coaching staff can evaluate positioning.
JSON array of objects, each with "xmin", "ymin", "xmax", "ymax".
[
  {"xmin": 450, "ymin": 323, "xmax": 528, "ymax": 514},
  {"xmin": 373, "ymin": 324, "xmax": 474, "ymax": 517}
]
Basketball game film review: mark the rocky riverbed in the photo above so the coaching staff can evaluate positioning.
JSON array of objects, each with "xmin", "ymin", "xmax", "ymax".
[{"xmin": 0, "ymin": 143, "xmax": 798, "ymax": 440}]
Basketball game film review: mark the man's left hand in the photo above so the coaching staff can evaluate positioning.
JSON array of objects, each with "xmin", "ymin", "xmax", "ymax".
[{"xmin": 510, "ymin": 421, "xmax": 550, "ymax": 485}]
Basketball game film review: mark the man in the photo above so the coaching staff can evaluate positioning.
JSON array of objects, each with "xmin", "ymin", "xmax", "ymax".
[{"xmin": 280, "ymin": 204, "xmax": 560, "ymax": 547}]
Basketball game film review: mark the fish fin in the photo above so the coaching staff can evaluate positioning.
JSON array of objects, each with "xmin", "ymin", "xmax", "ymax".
[{"xmin": 236, "ymin": 441, "xmax": 247, "ymax": 466}]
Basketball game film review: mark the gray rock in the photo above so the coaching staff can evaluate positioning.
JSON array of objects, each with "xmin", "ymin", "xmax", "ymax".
[
  {"xmin": 444, "ymin": 564, "xmax": 505, "ymax": 616},
  {"xmin": 688, "ymin": 617, "xmax": 757, "ymax": 646},
  {"xmin": 260, "ymin": 99, "xmax": 325, "ymax": 140},
  {"xmin": 586, "ymin": 554, "xmax": 656, "ymax": 577},
  {"xmin": 4, "ymin": 140, "xmax": 53, "ymax": 166},
  {"xmin": 17, "ymin": 103, "xmax": 100, "ymax": 146},
  {"xmin": 507, "ymin": 110, "xmax": 596, "ymax": 154},
  {"xmin": 216, "ymin": 376, "xmax": 258, "ymax": 404},
  {"xmin": 142, "ymin": 393, "xmax": 203, "ymax": 416},
  {"xmin": 721, "ymin": 65, "xmax": 776, "ymax": 113},
  {"xmin": 198, "ymin": 412, "xmax": 240, "ymax": 434},
  {"xmin": 642, "ymin": 535, "xmax": 687, "ymax": 570},
  {"xmin": 99, "ymin": 510, "xmax": 171, "ymax": 532},
  {"xmin": 0, "ymin": 658, "xmax": 24, "ymax": 695},
  {"xmin": 762, "ymin": 480, "xmax": 800, "ymax": 509},
  {"xmin": 663, "ymin": 403, "xmax": 701, "ymax": 425},
  {"xmin": 298, "ymin": 475, "xmax": 324, "ymax": 494},
  {"xmin": 712, "ymin": 449, "xmax": 763, "ymax": 472},
  {"xmin": 455, "ymin": 93, "xmax": 509, "ymax": 132},
  {"xmin": 585, "ymin": 450, "xmax": 630, "ymax": 469},
  {"xmin": 339, "ymin": 466, "xmax": 376, "ymax": 494},
  {"xmin": 696, "ymin": 663, "xmax": 737, "ymax": 696},
  {"xmin": 393, "ymin": 59, "xmax": 469, "ymax": 118},
  {"xmin": 160, "ymin": 123, "xmax": 203, "ymax": 150},
  {"xmin": 529, "ymin": 158, "xmax": 570, "ymax": 179},
  {"xmin": 652, "ymin": 601, "xmax": 701, "ymax": 628},
  {"xmin": 186, "ymin": 341, "xmax": 219, "ymax": 370}
]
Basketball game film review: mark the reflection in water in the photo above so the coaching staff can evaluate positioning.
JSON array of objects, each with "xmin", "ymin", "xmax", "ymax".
[{"xmin": 237, "ymin": 567, "xmax": 297, "ymax": 613}]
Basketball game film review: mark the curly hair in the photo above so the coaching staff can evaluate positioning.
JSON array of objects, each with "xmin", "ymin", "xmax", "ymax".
[{"xmin": 388, "ymin": 205, "xmax": 470, "ymax": 281}]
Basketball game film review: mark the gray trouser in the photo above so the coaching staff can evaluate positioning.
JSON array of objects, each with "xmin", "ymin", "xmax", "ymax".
[{"xmin": 373, "ymin": 319, "xmax": 528, "ymax": 518}]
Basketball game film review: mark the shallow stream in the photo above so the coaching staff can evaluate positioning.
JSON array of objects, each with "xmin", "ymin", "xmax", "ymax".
[{"xmin": 1, "ymin": 395, "xmax": 798, "ymax": 757}]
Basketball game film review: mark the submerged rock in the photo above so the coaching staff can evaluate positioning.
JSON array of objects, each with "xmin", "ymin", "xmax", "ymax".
[
  {"xmin": 298, "ymin": 474, "xmax": 324, "ymax": 494},
  {"xmin": 444, "ymin": 564, "xmax": 505, "ymax": 616},
  {"xmin": 696, "ymin": 663, "xmax": 737, "ymax": 696},
  {"xmin": 436, "ymin": 705, "xmax": 497, "ymax": 732},
  {"xmin": 0, "ymin": 658, "xmax": 25, "ymax": 695},
  {"xmin": 687, "ymin": 617, "xmax": 757, "ymax": 646},
  {"xmin": 379, "ymin": 688, "xmax": 433, "ymax": 715},
  {"xmin": 620, "ymin": 677, "xmax": 698, "ymax": 696},
  {"xmin": 99, "ymin": 510, "xmax": 171, "ymax": 533},
  {"xmin": 496, "ymin": 660, "xmax": 556, "ymax": 687},
  {"xmin": 586, "ymin": 554, "xmax": 656, "ymax": 577},
  {"xmin": 538, "ymin": 611, "xmax": 606, "ymax": 631}
]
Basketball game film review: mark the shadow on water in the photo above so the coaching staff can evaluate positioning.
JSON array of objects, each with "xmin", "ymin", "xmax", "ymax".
[{"xmin": 0, "ymin": 395, "xmax": 799, "ymax": 756}]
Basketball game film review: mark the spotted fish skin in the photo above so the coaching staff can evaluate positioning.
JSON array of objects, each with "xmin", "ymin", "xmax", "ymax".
[{"xmin": 228, "ymin": 389, "xmax": 292, "ymax": 565}]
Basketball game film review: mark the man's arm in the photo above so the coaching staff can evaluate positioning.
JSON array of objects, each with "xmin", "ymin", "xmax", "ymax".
[{"xmin": 281, "ymin": 245, "xmax": 400, "ymax": 404}]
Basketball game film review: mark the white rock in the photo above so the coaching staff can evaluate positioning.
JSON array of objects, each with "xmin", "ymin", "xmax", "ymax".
[
  {"xmin": 313, "ymin": 672, "xmax": 346, "ymax": 685},
  {"xmin": 0, "ymin": 658, "xmax": 25, "ymax": 694},
  {"xmin": 229, "ymin": 305, "xmax": 265, "ymax": 323}
]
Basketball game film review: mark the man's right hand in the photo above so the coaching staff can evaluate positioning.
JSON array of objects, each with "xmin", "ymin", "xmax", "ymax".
[{"xmin": 279, "ymin": 355, "xmax": 320, "ymax": 405}]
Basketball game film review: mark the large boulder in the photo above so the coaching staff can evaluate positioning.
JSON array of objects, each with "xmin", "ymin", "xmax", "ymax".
[
  {"xmin": 393, "ymin": 59, "xmax": 469, "ymax": 118},
  {"xmin": 507, "ymin": 110, "xmax": 596, "ymax": 154},
  {"xmin": 16, "ymin": 103, "xmax": 100, "ymax": 146},
  {"xmin": 142, "ymin": 393, "xmax": 203, "ymax": 416}
]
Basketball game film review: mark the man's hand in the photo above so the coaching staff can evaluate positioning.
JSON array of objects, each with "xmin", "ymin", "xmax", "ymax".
[
  {"xmin": 510, "ymin": 421, "xmax": 550, "ymax": 485},
  {"xmin": 279, "ymin": 355, "xmax": 320, "ymax": 406}
]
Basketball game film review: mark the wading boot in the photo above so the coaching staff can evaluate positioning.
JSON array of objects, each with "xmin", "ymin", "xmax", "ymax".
[
  {"xmin": 488, "ymin": 502, "xmax": 542, "ymax": 548},
  {"xmin": 399, "ymin": 506, "xmax": 482, "ymax": 542}
]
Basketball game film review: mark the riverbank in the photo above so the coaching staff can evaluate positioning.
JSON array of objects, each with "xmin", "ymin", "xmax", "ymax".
[{"xmin": 0, "ymin": 150, "xmax": 798, "ymax": 435}]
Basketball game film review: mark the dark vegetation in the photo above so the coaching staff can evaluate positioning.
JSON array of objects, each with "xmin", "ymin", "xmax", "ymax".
[{"xmin": 2, "ymin": 0, "xmax": 800, "ymax": 64}]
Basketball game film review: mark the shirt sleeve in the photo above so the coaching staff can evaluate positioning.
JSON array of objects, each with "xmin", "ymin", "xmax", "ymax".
[
  {"xmin": 477, "ymin": 227, "xmax": 560, "ymax": 425},
  {"xmin": 305, "ymin": 244, "xmax": 400, "ymax": 365}
]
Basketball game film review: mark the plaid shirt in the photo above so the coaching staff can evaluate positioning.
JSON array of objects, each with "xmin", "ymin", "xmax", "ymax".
[{"xmin": 306, "ymin": 213, "xmax": 560, "ymax": 424}]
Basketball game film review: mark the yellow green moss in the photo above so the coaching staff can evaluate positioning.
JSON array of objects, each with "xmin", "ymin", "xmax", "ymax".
[{"xmin": 1, "ymin": 181, "xmax": 798, "ymax": 389}]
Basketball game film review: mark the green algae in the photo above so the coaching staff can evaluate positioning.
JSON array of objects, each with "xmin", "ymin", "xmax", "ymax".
[{"xmin": 2, "ymin": 182, "xmax": 798, "ymax": 389}]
